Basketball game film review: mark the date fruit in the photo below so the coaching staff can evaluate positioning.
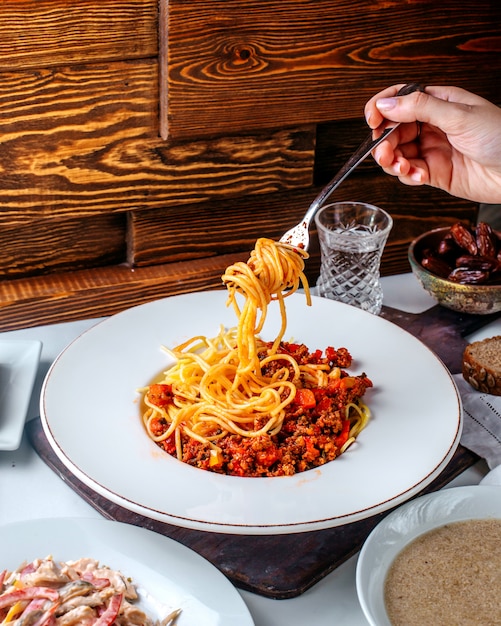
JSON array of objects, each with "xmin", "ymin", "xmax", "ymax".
[
  {"xmin": 420, "ymin": 222, "xmax": 501, "ymax": 285},
  {"xmin": 450, "ymin": 222, "xmax": 478, "ymax": 255},
  {"xmin": 476, "ymin": 221, "xmax": 497, "ymax": 258},
  {"xmin": 421, "ymin": 255, "xmax": 452, "ymax": 278},
  {"xmin": 448, "ymin": 268, "xmax": 490, "ymax": 284}
]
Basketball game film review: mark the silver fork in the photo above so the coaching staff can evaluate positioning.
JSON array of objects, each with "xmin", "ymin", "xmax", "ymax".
[{"xmin": 280, "ymin": 82, "xmax": 424, "ymax": 250}]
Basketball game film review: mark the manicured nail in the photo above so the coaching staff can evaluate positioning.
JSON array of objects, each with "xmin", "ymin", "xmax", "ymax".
[{"xmin": 376, "ymin": 97, "xmax": 398, "ymax": 111}]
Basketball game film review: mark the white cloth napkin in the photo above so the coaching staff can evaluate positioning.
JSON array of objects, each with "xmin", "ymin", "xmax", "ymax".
[{"xmin": 453, "ymin": 374, "xmax": 501, "ymax": 485}]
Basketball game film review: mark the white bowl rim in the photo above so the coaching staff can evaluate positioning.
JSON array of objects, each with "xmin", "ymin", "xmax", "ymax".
[{"xmin": 355, "ymin": 484, "xmax": 501, "ymax": 626}]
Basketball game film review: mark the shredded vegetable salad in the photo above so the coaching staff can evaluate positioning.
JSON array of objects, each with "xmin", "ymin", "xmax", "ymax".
[{"xmin": 0, "ymin": 556, "xmax": 180, "ymax": 625}]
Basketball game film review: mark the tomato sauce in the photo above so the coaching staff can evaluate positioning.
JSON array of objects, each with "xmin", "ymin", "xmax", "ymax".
[{"xmin": 148, "ymin": 342, "xmax": 372, "ymax": 477}]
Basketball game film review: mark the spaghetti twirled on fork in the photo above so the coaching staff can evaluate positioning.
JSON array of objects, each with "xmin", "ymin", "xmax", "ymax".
[{"xmin": 141, "ymin": 238, "xmax": 372, "ymax": 477}]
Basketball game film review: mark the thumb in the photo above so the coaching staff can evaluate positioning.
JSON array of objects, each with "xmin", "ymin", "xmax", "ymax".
[{"xmin": 375, "ymin": 88, "xmax": 471, "ymax": 130}]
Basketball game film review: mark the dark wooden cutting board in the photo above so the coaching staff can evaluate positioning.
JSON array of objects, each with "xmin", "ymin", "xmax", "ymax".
[{"xmin": 28, "ymin": 304, "xmax": 499, "ymax": 599}]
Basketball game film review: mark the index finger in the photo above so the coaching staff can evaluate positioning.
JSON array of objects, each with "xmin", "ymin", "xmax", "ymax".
[{"xmin": 364, "ymin": 84, "xmax": 408, "ymax": 129}]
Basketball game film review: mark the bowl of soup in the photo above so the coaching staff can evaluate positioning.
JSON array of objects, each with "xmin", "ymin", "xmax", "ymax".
[{"xmin": 356, "ymin": 485, "xmax": 501, "ymax": 626}]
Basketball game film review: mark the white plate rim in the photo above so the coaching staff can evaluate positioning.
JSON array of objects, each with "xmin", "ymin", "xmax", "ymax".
[
  {"xmin": 0, "ymin": 339, "xmax": 42, "ymax": 450},
  {"xmin": 0, "ymin": 516, "xmax": 253, "ymax": 625},
  {"xmin": 40, "ymin": 291, "xmax": 462, "ymax": 535}
]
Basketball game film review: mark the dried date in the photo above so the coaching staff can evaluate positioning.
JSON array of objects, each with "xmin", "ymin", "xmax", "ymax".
[
  {"xmin": 420, "ymin": 221, "xmax": 501, "ymax": 286},
  {"xmin": 421, "ymin": 255, "xmax": 452, "ymax": 278},
  {"xmin": 437, "ymin": 233, "xmax": 461, "ymax": 258},
  {"xmin": 476, "ymin": 222, "xmax": 497, "ymax": 258},
  {"xmin": 448, "ymin": 268, "xmax": 490, "ymax": 284},
  {"xmin": 450, "ymin": 222, "xmax": 478, "ymax": 255},
  {"xmin": 455, "ymin": 255, "xmax": 497, "ymax": 271}
]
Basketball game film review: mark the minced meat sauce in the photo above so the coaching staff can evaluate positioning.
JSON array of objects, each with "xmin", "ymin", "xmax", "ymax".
[{"xmin": 147, "ymin": 342, "xmax": 372, "ymax": 477}]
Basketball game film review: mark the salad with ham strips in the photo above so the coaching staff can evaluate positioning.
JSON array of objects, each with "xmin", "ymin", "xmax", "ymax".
[{"xmin": 0, "ymin": 556, "xmax": 180, "ymax": 625}]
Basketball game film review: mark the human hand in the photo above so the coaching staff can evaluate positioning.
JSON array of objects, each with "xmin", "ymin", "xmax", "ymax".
[{"xmin": 364, "ymin": 85, "xmax": 501, "ymax": 204}]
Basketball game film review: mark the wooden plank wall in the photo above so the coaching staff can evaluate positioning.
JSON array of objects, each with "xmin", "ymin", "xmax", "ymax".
[{"xmin": 0, "ymin": 0, "xmax": 500, "ymax": 330}]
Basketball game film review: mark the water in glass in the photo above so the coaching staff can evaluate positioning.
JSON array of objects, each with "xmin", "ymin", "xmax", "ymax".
[{"xmin": 315, "ymin": 203, "xmax": 393, "ymax": 315}]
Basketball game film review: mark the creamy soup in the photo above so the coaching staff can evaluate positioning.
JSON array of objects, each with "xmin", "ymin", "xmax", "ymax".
[{"xmin": 384, "ymin": 518, "xmax": 501, "ymax": 626}]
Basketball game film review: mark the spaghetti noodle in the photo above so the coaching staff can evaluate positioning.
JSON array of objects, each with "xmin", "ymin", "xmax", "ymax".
[{"xmin": 141, "ymin": 238, "xmax": 372, "ymax": 477}]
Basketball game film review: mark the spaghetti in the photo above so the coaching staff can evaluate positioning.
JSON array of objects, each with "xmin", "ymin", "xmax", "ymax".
[{"xmin": 141, "ymin": 238, "xmax": 372, "ymax": 477}]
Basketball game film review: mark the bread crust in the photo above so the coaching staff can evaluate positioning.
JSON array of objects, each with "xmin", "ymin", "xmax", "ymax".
[{"xmin": 462, "ymin": 335, "xmax": 501, "ymax": 396}]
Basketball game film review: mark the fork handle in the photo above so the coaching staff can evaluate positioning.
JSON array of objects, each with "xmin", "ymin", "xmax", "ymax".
[{"xmin": 303, "ymin": 82, "xmax": 425, "ymax": 226}]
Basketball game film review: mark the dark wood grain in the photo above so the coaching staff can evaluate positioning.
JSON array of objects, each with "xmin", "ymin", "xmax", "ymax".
[
  {"xmin": 0, "ymin": 258, "xmax": 234, "ymax": 332},
  {"xmin": 0, "ymin": 214, "xmax": 126, "ymax": 278},
  {"xmin": 161, "ymin": 0, "xmax": 501, "ymax": 139},
  {"xmin": 0, "ymin": 172, "xmax": 478, "ymax": 331},
  {"xmin": 0, "ymin": 0, "xmax": 158, "ymax": 70},
  {"xmin": 1, "ymin": 213, "xmax": 480, "ymax": 334},
  {"xmin": 0, "ymin": 0, "xmax": 495, "ymax": 333},
  {"xmin": 0, "ymin": 60, "xmax": 314, "ymax": 223},
  {"xmin": 128, "ymin": 174, "xmax": 476, "ymax": 268},
  {"xmin": 380, "ymin": 305, "xmax": 501, "ymax": 373}
]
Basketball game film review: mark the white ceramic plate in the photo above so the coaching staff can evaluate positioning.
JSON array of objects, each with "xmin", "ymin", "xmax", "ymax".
[
  {"xmin": 41, "ymin": 291, "xmax": 462, "ymax": 534},
  {"xmin": 356, "ymin": 485, "xmax": 501, "ymax": 626},
  {"xmin": 0, "ymin": 517, "xmax": 253, "ymax": 625},
  {"xmin": 0, "ymin": 340, "xmax": 42, "ymax": 450}
]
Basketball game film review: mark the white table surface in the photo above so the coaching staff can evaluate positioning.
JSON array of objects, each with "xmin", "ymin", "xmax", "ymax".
[{"xmin": 1, "ymin": 273, "xmax": 499, "ymax": 626}]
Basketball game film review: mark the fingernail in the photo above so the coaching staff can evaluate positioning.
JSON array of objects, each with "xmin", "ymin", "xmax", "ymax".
[
  {"xmin": 411, "ymin": 170, "xmax": 423, "ymax": 182},
  {"xmin": 376, "ymin": 97, "xmax": 398, "ymax": 112}
]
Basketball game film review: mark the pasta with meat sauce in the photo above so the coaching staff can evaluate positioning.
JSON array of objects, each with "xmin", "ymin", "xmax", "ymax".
[{"xmin": 141, "ymin": 238, "xmax": 372, "ymax": 477}]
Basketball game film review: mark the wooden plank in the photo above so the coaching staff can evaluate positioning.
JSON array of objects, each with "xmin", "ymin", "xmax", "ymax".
[
  {"xmin": 0, "ymin": 171, "xmax": 477, "ymax": 331},
  {"xmin": 0, "ymin": 258, "xmax": 237, "ymax": 332},
  {"xmin": 128, "ymin": 175, "xmax": 478, "ymax": 267},
  {"xmin": 0, "ymin": 59, "xmax": 314, "ymax": 222},
  {"xmin": 0, "ymin": 214, "xmax": 126, "ymax": 278},
  {"xmin": 314, "ymin": 120, "xmax": 384, "ymax": 184},
  {"xmin": 0, "ymin": 0, "xmax": 158, "ymax": 70},
  {"xmin": 0, "ymin": 200, "xmax": 476, "ymax": 331},
  {"xmin": 160, "ymin": 0, "xmax": 501, "ymax": 139}
]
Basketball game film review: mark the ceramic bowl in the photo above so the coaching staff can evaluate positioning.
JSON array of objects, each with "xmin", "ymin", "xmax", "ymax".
[
  {"xmin": 356, "ymin": 485, "xmax": 501, "ymax": 626},
  {"xmin": 408, "ymin": 227, "xmax": 501, "ymax": 314}
]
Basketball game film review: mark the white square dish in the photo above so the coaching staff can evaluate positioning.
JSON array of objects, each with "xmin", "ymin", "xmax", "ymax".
[{"xmin": 0, "ymin": 340, "xmax": 42, "ymax": 450}]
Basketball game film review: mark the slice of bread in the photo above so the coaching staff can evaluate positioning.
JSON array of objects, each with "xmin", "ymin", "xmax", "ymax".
[{"xmin": 462, "ymin": 335, "xmax": 501, "ymax": 395}]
